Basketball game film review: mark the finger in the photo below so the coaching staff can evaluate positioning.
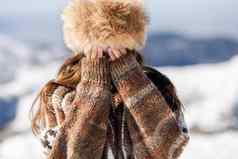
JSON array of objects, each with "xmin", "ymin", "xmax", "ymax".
[
  {"xmin": 108, "ymin": 48, "xmax": 116, "ymax": 61},
  {"xmin": 119, "ymin": 48, "xmax": 127, "ymax": 55},
  {"xmin": 97, "ymin": 48, "xmax": 103, "ymax": 58},
  {"xmin": 111, "ymin": 48, "xmax": 121, "ymax": 58},
  {"xmin": 91, "ymin": 47, "xmax": 97, "ymax": 60},
  {"xmin": 85, "ymin": 49, "xmax": 92, "ymax": 60},
  {"xmin": 94, "ymin": 48, "xmax": 98, "ymax": 59}
]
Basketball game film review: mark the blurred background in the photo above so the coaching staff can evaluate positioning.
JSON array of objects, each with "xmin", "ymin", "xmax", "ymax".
[{"xmin": 0, "ymin": 0, "xmax": 238, "ymax": 158}]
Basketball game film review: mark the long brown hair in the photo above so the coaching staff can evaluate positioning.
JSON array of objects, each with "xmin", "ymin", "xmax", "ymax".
[{"xmin": 31, "ymin": 50, "xmax": 143, "ymax": 135}]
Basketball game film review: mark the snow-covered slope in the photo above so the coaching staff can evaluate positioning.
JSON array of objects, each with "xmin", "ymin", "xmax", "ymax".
[
  {"xmin": 160, "ymin": 55, "xmax": 238, "ymax": 132},
  {"xmin": 0, "ymin": 35, "xmax": 31, "ymax": 83},
  {"xmin": 0, "ymin": 34, "xmax": 67, "ymax": 84},
  {"xmin": 162, "ymin": 57, "xmax": 238, "ymax": 158}
]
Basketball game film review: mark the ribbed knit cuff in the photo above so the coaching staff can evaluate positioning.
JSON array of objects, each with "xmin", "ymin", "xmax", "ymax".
[
  {"xmin": 111, "ymin": 53, "xmax": 140, "ymax": 82},
  {"xmin": 81, "ymin": 57, "xmax": 110, "ymax": 87}
]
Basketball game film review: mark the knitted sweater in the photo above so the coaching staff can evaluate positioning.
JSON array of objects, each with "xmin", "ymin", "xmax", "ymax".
[
  {"xmin": 47, "ymin": 57, "xmax": 111, "ymax": 159},
  {"xmin": 39, "ymin": 54, "xmax": 189, "ymax": 159},
  {"xmin": 110, "ymin": 54, "xmax": 189, "ymax": 159}
]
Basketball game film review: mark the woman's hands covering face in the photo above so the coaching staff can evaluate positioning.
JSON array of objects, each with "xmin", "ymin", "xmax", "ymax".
[{"xmin": 86, "ymin": 47, "xmax": 127, "ymax": 61}]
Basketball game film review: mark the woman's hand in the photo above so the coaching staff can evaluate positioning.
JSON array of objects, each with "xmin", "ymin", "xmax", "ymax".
[
  {"xmin": 85, "ymin": 47, "xmax": 104, "ymax": 59},
  {"xmin": 107, "ymin": 48, "xmax": 127, "ymax": 61},
  {"xmin": 86, "ymin": 47, "xmax": 127, "ymax": 61}
]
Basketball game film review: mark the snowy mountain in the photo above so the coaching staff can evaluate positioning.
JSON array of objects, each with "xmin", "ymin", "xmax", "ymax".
[
  {"xmin": 2, "ymin": 0, "xmax": 238, "ymax": 68},
  {"xmin": 145, "ymin": 33, "xmax": 238, "ymax": 66},
  {"xmin": 160, "ymin": 56, "xmax": 238, "ymax": 132},
  {"xmin": 0, "ymin": 34, "xmax": 68, "ymax": 84},
  {"xmin": 0, "ymin": 33, "xmax": 237, "ymax": 158}
]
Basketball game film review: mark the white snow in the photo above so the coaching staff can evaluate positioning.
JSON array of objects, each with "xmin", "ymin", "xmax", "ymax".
[
  {"xmin": 159, "ymin": 55, "xmax": 238, "ymax": 132},
  {"xmin": 0, "ymin": 133, "xmax": 42, "ymax": 159},
  {"xmin": 181, "ymin": 131, "xmax": 238, "ymax": 159}
]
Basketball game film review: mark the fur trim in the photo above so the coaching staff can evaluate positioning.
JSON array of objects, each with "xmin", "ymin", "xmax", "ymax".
[{"xmin": 62, "ymin": 0, "xmax": 148, "ymax": 54}]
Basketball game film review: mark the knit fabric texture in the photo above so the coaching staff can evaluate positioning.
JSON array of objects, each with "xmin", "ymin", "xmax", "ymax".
[
  {"xmin": 47, "ymin": 57, "xmax": 111, "ymax": 159},
  {"xmin": 38, "ymin": 54, "xmax": 189, "ymax": 159},
  {"xmin": 110, "ymin": 54, "xmax": 189, "ymax": 159}
]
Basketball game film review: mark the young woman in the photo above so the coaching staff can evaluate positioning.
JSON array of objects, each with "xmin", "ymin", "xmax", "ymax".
[{"xmin": 31, "ymin": 0, "xmax": 189, "ymax": 158}]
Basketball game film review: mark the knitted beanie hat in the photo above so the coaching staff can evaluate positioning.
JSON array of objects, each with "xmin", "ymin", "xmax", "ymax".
[{"xmin": 62, "ymin": 0, "xmax": 148, "ymax": 54}]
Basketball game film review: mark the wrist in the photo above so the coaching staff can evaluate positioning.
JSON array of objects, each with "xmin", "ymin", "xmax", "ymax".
[
  {"xmin": 110, "ymin": 53, "xmax": 140, "ymax": 82},
  {"xmin": 80, "ymin": 57, "xmax": 110, "ymax": 87}
]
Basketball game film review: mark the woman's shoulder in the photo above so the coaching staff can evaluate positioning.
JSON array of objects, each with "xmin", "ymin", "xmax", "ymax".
[
  {"xmin": 142, "ymin": 65, "xmax": 174, "ymax": 88},
  {"xmin": 142, "ymin": 65, "xmax": 182, "ymax": 113}
]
